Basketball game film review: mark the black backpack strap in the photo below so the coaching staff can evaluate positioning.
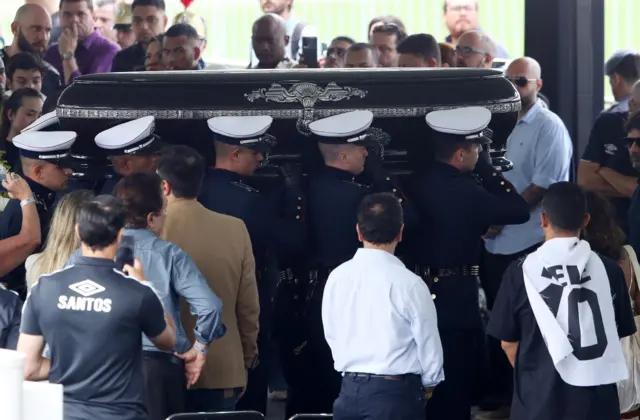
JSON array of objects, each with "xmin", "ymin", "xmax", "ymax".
[{"xmin": 290, "ymin": 21, "xmax": 307, "ymax": 60}]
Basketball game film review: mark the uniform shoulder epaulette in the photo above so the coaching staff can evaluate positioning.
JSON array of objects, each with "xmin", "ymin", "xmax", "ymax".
[{"xmin": 231, "ymin": 181, "xmax": 259, "ymax": 193}]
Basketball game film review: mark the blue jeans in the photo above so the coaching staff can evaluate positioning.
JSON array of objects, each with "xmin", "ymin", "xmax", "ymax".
[{"xmin": 185, "ymin": 388, "xmax": 242, "ymax": 413}]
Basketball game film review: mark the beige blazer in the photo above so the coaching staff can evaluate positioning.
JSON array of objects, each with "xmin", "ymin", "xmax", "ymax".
[{"xmin": 161, "ymin": 199, "xmax": 259, "ymax": 390}]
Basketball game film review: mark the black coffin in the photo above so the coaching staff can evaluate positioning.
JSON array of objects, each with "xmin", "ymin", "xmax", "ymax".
[{"xmin": 55, "ymin": 68, "xmax": 520, "ymax": 178}]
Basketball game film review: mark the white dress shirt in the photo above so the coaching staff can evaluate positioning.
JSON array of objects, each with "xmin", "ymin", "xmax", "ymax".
[{"xmin": 321, "ymin": 248, "xmax": 445, "ymax": 387}]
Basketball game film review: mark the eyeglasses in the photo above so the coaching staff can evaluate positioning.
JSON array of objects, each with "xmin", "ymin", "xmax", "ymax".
[
  {"xmin": 455, "ymin": 46, "xmax": 487, "ymax": 56},
  {"xmin": 447, "ymin": 5, "xmax": 476, "ymax": 13},
  {"xmin": 507, "ymin": 76, "xmax": 537, "ymax": 88},
  {"xmin": 624, "ymin": 137, "xmax": 640, "ymax": 146}
]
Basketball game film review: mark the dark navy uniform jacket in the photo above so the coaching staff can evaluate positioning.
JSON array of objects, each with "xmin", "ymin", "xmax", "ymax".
[
  {"xmin": 307, "ymin": 166, "xmax": 409, "ymax": 269},
  {"xmin": 409, "ymin": 158, "xmax": 530, "ymax": 328},
  {"xmin": 198, "ymin": 168, "xmax": 305, "ymax": 269},
  {"xmin": 21, "ymin": 257, "xmax": 167, "ymax": 420},
  {"xmin": 0, "ymin": 177, "xmax": 57, "ymax": 296},
  {"xmin": 0, "ymin": 285, "xmax": 21, "ymax": 349}
]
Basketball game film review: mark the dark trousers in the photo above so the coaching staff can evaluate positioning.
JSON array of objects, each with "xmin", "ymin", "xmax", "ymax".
[
  {"xmin": 235, "ymin": 351, "xmax": 268, "ymax": 415},
  {"xmin": 186, "ymin": 388, "xmax": 242, "ymax": 412},
  {"xmin": 333, "ymin": 374, "xmax": 426, "ymax": 420},
  {"xmin": 142, "ymin": 351, "xmax": 186, "ymax": 420},
  {"xmin": 480, "ymin": 242, "xmax": 540, "ymax": 404},
  {"xmin": 425, "ymin": 328, "xmax": 485, "ymax": 420}
]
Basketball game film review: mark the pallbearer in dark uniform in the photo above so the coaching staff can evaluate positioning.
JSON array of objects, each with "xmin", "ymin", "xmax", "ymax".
[
  {"xmin": 199, "ymin": 115, "xmax": 306, "ymax": 416},
  {"xmin": 0, "ymin": 131, "xmax": 75, "ymax": 298},
  {"xmin": 287, "ymin": 110, "xmax": 408, "ymax": 418},
  {"xmin": 410, "ymin": 107, "xmax": 530, "ymax": 420},
  {"xmin": 94, "ymin": 116, "xmax": 163, "ymax": 195}
]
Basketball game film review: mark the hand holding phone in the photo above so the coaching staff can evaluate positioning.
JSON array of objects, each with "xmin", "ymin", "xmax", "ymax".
[
  {"xmin": 302, "ymin": 36, "xmax": 319, "ymax": 68},
  {"xmin": 116, "ymin": 235, "xmax": 135, "ymax": 271}
]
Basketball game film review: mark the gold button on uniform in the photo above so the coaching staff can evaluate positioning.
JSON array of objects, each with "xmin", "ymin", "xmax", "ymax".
[
  {"xmin": 392, "ymin": 189, "xmax": 397, "ymax": 192},
  {"xmin": 433, "ymin": 277, "xmax": 439, "ymax": 283},
  {"xmin": 298, "ymin": 196, "xmax": 302, "ymax": 201},
  {"xmin": 296, "ymin": 215, "xmax": 300, "ymax": 219},
  {"xmin": 500, "ymin": 181, "xmax": 505, "ymax": 185},
  {"xmin": 398, "ymin": 198, "xmax": 403, "ymax": 203},
  {"xmin": 431, "ymin": 294, "xmax": 436, "ymax": 300},
  {"xmin": 386, "ymin": 177, "xmax": 390, "ymax": 181},
  {"xmin": 492, "ymin": 173, "xmax": 497, "ymax": 177},
  {"xmin": 506, "ymin": 189, "xmax": 511, "ymax": 193}
]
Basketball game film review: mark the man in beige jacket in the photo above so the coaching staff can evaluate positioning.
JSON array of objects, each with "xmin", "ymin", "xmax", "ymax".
[{"xmin": 158, "ymin": 145, "xmax": 260, "ymax": 412}]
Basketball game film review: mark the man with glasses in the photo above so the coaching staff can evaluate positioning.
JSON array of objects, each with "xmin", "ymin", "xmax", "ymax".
[
  {"xmin": 578, "ymin": 80, "xmax": 640, "ymax": 235},
  {"xmin": 479, "ymin": 57, "xmax": 573, "ymax": 420},
  {"xmin": 443, "ymin": 0, "xmax": 509, "ymax": 59},
  {"xmin": 455, "ymin": 30, "xmax": 495, "ymax": 69},
  {"xmin": 624, "ymin": 112, "xmax": 640, "ymax": 257},
  {"xmin": 111, "ymin": 0, "xmax": 167, "ymax": 72}
]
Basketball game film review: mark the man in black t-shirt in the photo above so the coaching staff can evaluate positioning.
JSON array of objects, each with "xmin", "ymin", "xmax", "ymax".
[
  {"xmin": 488, "ymin": 182, "xmax": 636, "ymax": 420},
  {"xmin": 578, "ymin": 111, "xmax": 639, "ymax": 233},
  {"xmin": 17, "ymin": 195, "xmax": 176, "ymax": 420}
]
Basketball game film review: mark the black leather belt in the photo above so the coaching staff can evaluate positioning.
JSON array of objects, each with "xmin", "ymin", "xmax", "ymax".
[
  {"xmin": 344, "ymin": 372, "xmax": 420, "ymax": 381},
  {"xmin": 415, "ymin": 265, "xmax": 480, "ymax": 278},
  {"xmin": 142, "ymin": 350, "xmax": 183, "ymax": 366}
]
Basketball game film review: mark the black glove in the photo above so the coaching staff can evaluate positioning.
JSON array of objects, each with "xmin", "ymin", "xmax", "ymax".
[
  {"xmin": 279, "ymin": 163, "xmax": 302, "ymax": 188},
  {"xmin": 479, "ymin": 149, "xmax": 492, "ymax": 167}
]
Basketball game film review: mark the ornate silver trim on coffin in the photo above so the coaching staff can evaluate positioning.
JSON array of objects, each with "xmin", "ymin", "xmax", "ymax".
[
  {"xmin": 245, "ymin": 82, "xmax": 367, "ymax": 135},
  {"xmin": 56, "ymin": 101, "xmax": 520, "ymax": 121}
]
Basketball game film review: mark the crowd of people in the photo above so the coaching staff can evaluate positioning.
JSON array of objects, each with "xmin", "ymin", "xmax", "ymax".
[{"xmin": 1, "ymin": 1, "xmax": 640, "ymax": 420}]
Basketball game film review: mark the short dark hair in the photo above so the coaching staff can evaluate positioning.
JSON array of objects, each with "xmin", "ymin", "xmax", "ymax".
[
  {"xmin": 372, "ymin": 23, "xmax": 408, "ymax": 46},
  {"xmin": 157, "ymin": 145, "xmax": 205, "ymax": 199},
  {"xmin": 397, "ymin": 34, "xmax": 441, "ymax": 66},
  {"xmin": 165, "ymin": 23, "xmax": 199, "ymax": 40},
  {"xmin": 626, "ymin": 110, "xmax": 640, "ymax": 133},
  {"xmin": 59, "ymin": 0, "xmax": 94, "ymax": 11},
  {"xmin": 357, "ymin": 193, "xmax": 403, "ymax": 245},
  {"xmin": 612, "ymin": 54, "xmax": 640, "ymax": 84},
  {"xmin": 432, "ymin": 137, "xmax": 472, "ymax": 161},
  {"xmin": 113, "ymin": 172, "xmax": 164, "ymax": 229},
  {"xmin": 331, "ymin": 36, "xmax": 356, "ymax": 46},
  {"xmin": 439, "ymin": 42, "xmax": 456, "ymax": 67},
  {"xmin": 131, "ymin": 0, "xmax": 165, "ymax": 11},
  {"xmin": 6, "ymin": 53, "xmax": 46, "ymax": 81},
  {"xmin": 347, "ymin": 43, "xmax": 380, "ymax": 63},
  {"xmin": 542, "ymin": 182, "xmax": 588, "ymax": 232},
  {"xmin": 77, "ymin": 195, "xmax": 127, "ymax": 251}
]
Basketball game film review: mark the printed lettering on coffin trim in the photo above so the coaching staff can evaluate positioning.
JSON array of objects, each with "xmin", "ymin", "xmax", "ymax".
[{"xmin": 68, "ymin": 279, "xmax": 106, "ymax": 297}]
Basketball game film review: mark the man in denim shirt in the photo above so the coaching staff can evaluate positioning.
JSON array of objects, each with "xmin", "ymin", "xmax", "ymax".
[{"xmin": 68, "ymin": 118, "xmax": 225, "ymax": 420}]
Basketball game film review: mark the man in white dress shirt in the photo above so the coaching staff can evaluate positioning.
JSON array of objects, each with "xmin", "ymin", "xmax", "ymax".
[{"xmin": 322, "ymin": 192, "xmax": 444, "ymax": 420}]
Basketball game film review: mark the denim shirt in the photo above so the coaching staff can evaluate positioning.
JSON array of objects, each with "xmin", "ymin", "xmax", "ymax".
[{"xmin": 68, "ymin": 228, "xmax": 225, "ymax": 353}]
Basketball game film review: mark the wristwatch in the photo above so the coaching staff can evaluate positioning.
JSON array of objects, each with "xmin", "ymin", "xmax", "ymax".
[
  {"xmin": 61, "ymin": 51, "xmax": 74, "ymax": 61},
  {"xmin": 194, "ymin": 341, "xmax": 208, "ymax": 355},
  {"xmin": 20, "ymin": 197, "xmax": 36, "ymax": 208}
]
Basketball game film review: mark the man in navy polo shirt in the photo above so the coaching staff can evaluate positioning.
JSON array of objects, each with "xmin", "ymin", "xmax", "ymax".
[{"xmin": 17, "ymin": 195, "xmax": 176, "ymax": 420}]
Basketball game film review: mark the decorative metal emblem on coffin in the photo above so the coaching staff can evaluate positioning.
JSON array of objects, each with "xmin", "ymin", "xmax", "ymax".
[{"xmin": 245, "ymin": 82, "xmax": 368, "ymax": 135}]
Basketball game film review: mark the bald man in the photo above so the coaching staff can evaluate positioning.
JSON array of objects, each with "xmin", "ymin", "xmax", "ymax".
[
  {"xmin": 480, "ymin": 57, "xmax": 573, "ymax": 417},
  {"xmin": 1, "ymin": 4, "xmax": 61, "ymax": 96},
  {"xmin": 578, "ymin": 80, "xmax": 640, "ymax": 233},
  {"xmin": 455, "ymin": 30, "xmax": 495, "ymax": 68},
  {"xmin": 250, "ymin": 14, "xmax": 294, "ymax": 69},
  {"xmin": 25, "ymin": 0, "xmax": 62, "ymax": 44}
]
